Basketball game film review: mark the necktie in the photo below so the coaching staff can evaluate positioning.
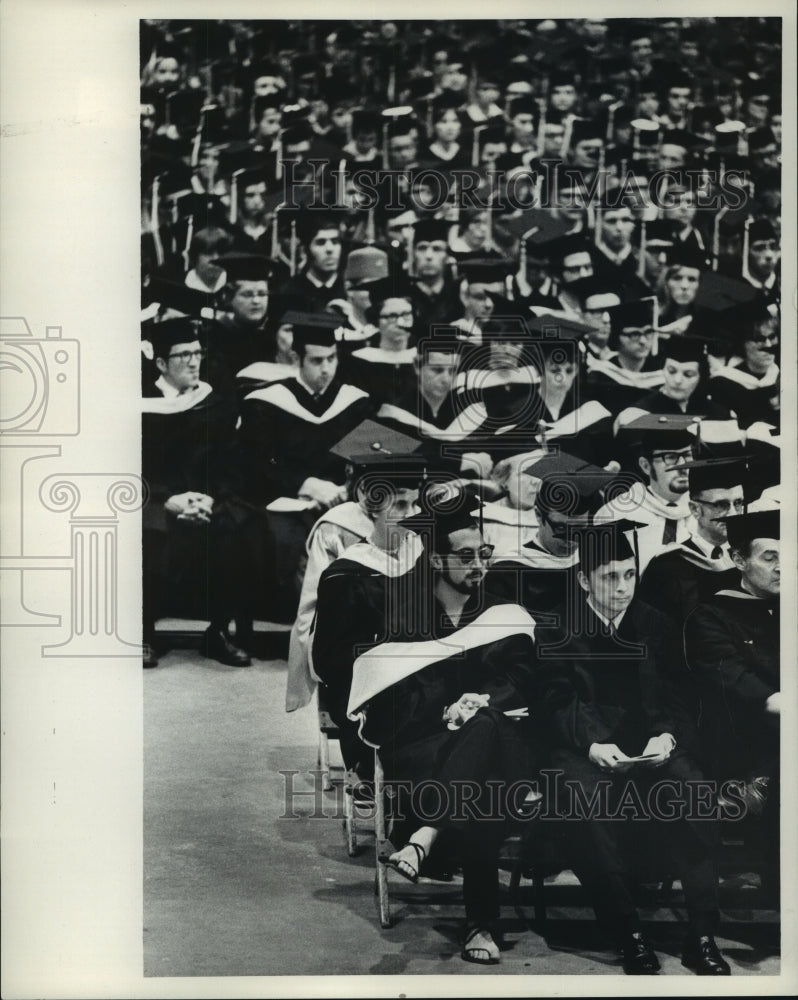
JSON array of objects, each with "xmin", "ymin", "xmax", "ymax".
[
  {"xmin": 662, "ymin": 503, "xmax": 679, "ymax": 545},
  {"xmin": 711, "ymin": 546, "xmax": 723, "ymax": 560}
]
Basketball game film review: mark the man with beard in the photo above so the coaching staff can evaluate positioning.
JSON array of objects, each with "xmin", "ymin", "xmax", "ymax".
[
  {"xmin": 684, "ymin": 508, "xmax": 780, "ymax": 899},
  {"xmin": 536, "ymin": 518, "xmax": 729, "ymax": 976},
  {"xmin": 595, "ymin": 414, "xmax": 696, "ymax": 573},
  {"xmin": 142, "ymin": 318, "xmax": 252, "ymax": 668},
  {"xmin": 347, "ymin": 491, "xmax": 538, "ymax": 965},
  {"xmin": 638, "ymin": 457, "xmax": 745, "ymax": 627}
]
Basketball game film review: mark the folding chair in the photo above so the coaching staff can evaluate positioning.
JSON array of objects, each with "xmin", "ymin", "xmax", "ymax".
[
  {"xmin": 316, "ymin": 687, "xmax": 359, "ymax": 857},
  {"xmin": 372, "ymin": 746, "xmax": 547, "ymax": 930}
]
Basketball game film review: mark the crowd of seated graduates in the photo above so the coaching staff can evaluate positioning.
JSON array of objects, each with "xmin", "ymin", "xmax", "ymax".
[{"xmin": 141, "ymin": 16, "xmax": 783, "ymax": 972}]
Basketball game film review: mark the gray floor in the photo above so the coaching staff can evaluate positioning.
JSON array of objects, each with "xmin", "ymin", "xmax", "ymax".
[{"xmin": 144, "ymin": 638, "xmax": 780, "ymax": 979}]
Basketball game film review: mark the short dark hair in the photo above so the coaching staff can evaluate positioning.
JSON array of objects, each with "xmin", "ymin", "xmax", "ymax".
[{"xmin": 189, "ymin": 226, "xmax": 232, "ymax": 264}]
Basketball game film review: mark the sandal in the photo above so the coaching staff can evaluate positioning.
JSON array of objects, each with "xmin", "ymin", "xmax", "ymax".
[
  {"xmin": 461, "ymin": 925, "xmax": 500, "ymax": 965},
  {"xmin": 378, "ymin": 841, "xmax": 426, "ymax": 884}
]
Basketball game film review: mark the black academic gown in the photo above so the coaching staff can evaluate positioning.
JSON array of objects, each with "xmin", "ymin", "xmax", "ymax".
[
  {"xmin": 638, "ymin": 540, "xmax": 738, "ymax": 630},
  {"xmin": 238, "ymin": 376, "xmax": 373, "ymax": 503},
  {"xmin": 709, "ymin": 362, "xmax": 780, "ymax": 430},
  {"xmin": 344, "ymin": 347, "xmax": 418, "ymax": 409},
  {"xmin": 684, "ymin": 585, "xmax": 779, "ymax": 780},
  {"xmin": 408, "ymin": 277, "xmax": 462, "ymax": 333},
  {"xmin": 141, "ymin": 384, "xmax": 249, "ymax": 629},
  {"xmin": 358, "ymin": 587, "xmax": 539, "ymax": 925},
  {"xmin": 585, "ymin": 354, "xmax": 665, "ymax": 417},
  {"xmin": 536, "ymin": 596, "xmax": 719, "ymax": 933}
]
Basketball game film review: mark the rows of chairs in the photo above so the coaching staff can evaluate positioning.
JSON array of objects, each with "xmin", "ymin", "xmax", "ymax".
[{"xmin": 314, "ymin": 702, "xmax": 778, "ymax": 941}]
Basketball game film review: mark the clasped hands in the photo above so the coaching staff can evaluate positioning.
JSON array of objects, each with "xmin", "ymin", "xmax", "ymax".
[
  {"xmin": 444, "ymin": 692, "xmax": 490, "ymax": 730},
  {"xmin": 165, "ymin": 492, "xmax": 214, "ymax": 524}
]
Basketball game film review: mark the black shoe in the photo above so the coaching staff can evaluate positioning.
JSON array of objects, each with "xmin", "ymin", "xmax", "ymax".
[
  {"xmin": 143, "ymin": 643, "xmax": 159, "ymax": 669},
  {"xmin": 681, "ymin": 935, "xmax": 731, "ymax": 975},
  {"xmin": 204, "ymin": 627, "xmax": 252, "ymax": 667},
  {"xmin": 621, "ymin": 931, "xmax": 660, "ymax": 975}
]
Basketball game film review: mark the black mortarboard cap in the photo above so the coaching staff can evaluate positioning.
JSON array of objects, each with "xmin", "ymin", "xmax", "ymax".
[
  {"xmin": 459, "ymin": 258, "xmax": 511, "ymax": 284},
  {"xmin": 608, "ymin": 298, "xmax": 656, "ymax": 336},
  {"xmin": 291, "ymin": 319, "xmax": 340, "ymax": 350},
  {"xmin": 525, "ymin": 453, "xmax": 617, "ymax": 517},
  {"xmin": 658, "ymin": 334, "xmax": 707, "ymax": 364},
  {"xmin": 621, "ymin": 412, "xmax": 697, "ymax": 453},
  {"xmin": 571, "ymin": 517, "xmax": 648, "ymax": 575},
  {"xmin": 570, "ymin": 117, "xmax": 605, "ymax": 145},
  {"xmin": 411, "ymin": 217, "xmax": 451, "ymax": 244},
  {"xmin": 397, "ymin": 485, "xmax": 483, "ymax": 543},
  {"xmin": 544, "ymin": 233, "xmax": 594, "ymax": 269},
  {"xmin": 684, "ymin": 455, "xmax": 748, "ymax": 495},
  {"xmin": 717, "ymin": 509, "xmax": 779, "ymax": 548},
  {"xmin": 665, "ymin": 240, "xmax": 710, "ymax": 272},
  {"xmin": 351, "ymin": 108, "xmax": 382, "ymax": 134},
  {"xmin": 211, "ymin": 253, "xmax": 274, "ymax": 282},
  {"xmin": 570, "ymin": 275, "xmax": 624, "ymax": 307},
  {"xmin": 295, "ymin": 208, "xmax": 345, "ymax": 245},
  {"xmin": 172, "ymin": 192, "xmax": 229, "ymax": 227},
  {"xmin": 508, "ymin": 95, "xmax": 539, "ymax": 118},
  {"xmin": 149, "ymin": 317, "xmax": 202, "ymax": 360},
  {"xmin": 692, "ymin": 271, "xmax": 758, "ymax": 312},
  {"xmin": 148, "ymin": 278, "xmax": 215, "ymax": 318},
  {"xmin": 330, "ymin": 420, "xmax": 421, "ymax": 462},
  {"xmin": 748, "ymin": 218, "xmax": 778, "ymax": 244},
  {"xmin": 660, "ymin": 128, "xmax": 709, "ymax": 154}
]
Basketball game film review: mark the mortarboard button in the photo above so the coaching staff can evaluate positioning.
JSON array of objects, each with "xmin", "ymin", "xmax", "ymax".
[{"xmin": 330, "ymin": 418, "xmax": 423, "ymax": 462}]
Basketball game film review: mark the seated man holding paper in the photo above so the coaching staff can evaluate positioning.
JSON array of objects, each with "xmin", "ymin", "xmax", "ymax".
[{"xmin": 536, "ymin": 517, "xmax": 729, "ymax": 976}]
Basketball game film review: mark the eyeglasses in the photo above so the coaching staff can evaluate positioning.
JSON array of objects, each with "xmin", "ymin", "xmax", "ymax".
[
  {"xmin": 448, "ymin": 545, "xmax": 495, "ymax": 565},
  {"xmin": 749, "ymin": 334, "xmax": 778, "ymax": 346},
  {"xmin": 619, "ymin": 328, "xmax": 654, "ymax": 339},
  {"xmin": 168, "ymin": 349, "xmax": 206, "ymax": 363},
  {"xmin": 379, "ymin": 311, "xmax": 413, "ymax": 322},
  {"xmin": 652, "ymin": 451, "xmax": 692, "ymax": 469},
  {"xmin": 695, "ymin": 497, "xmax": 745, "ymax": 514}
]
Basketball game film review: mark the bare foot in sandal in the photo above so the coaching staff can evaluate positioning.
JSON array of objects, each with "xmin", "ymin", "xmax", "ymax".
[
  {"xmin": 379, "ymin": 825, "xmax": 439, "ymax": 883},
  {"xmin": 462, "ymin": 925, "xmax": 500, "ymax": 965}
]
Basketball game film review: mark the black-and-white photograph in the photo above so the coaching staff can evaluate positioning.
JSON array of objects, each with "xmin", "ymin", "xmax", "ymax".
[
  {"xmin": 137, "ymin": 14, "xmax": 787, "ymax": 980},
  {"xmin": 1, "ymin": 5, "xmax": 794, "ymax": 996}
]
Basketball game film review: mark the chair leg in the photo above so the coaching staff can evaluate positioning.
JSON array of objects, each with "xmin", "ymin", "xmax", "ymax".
[
  {"xmin": 373, "ymin": 750, "xmax": 392, "ymax": 928},
  {"xmin": 318, "ymin": 730, "xmax": 332, "ymax": 792},
  {"xmin": 532, "ymin": 864, "xmax": 547, "ymax": 930},
  {"xmin": 343, "ymin": 770, "xmax": 358, "ymax": 857}
]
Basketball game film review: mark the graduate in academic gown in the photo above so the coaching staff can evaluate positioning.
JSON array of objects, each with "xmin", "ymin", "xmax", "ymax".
[
  {"xmin": 585, "ymin": 298, "xmax": 665, "ymax": 417},
  {"xmin": 285, "ymin": 421, "xmax": 426, "ymax": 713},
  {"xmin": 311, "ymin": 455, "xmax": 429, "ymax": 773},
  {"xmin": 595, "ymin": 414, "xmax": 698, "ymax": 573},
  {"xmin": 347, "ymin": 495, "xmax": 539, "ymax": 964},
  {"xmin": 237, "ymin": 319, "xmax": 372, "ymax": 620},
  {"xmin": 638, "ymin": 457, "xmax": 745, "ymax": 628},
  {"xmin": 708, "ymin": 300, "xmax": 780, "ymax": 431},
  {"xmin": 142, "ymin": 319, "xmax": 252, "ymax": 668},
  {"xmin": 683, "ymin": 508, "xmax": 780, "ymax": 896},
  {"xmin": 536, "ymin": 519, "xmax": 730, "ymax": 976},
  {"xmin": 486, "ymin": 452, "xmax": 607, "ymax": 619},
  {"xmin": 344, "ymin": 281, "xmax": 418, "ymax": 407}
]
